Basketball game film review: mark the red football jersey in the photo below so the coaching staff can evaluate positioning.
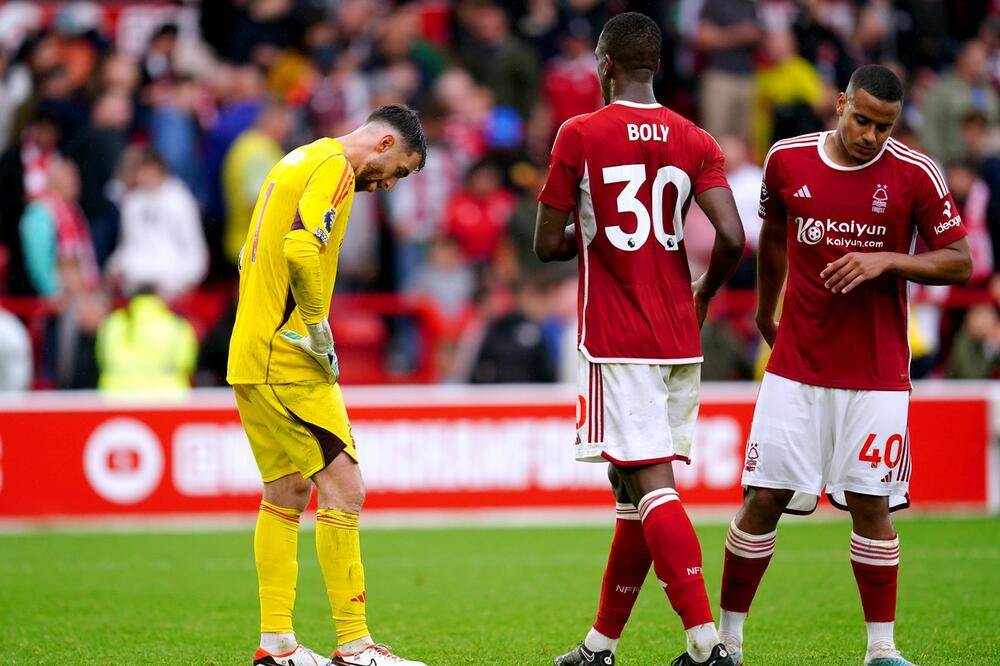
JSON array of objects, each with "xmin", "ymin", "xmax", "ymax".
[
  {"xmin": 761, "ymin": 132, "xmax": 968, "ymax": 390},
  {"xmin": 539, "ymin": 101, "xmax": 730, "ymax": 362}
]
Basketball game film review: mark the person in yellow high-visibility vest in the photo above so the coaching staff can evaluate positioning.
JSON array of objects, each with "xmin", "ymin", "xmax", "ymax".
[{"xmin": 95, "ymin": 290, "xmax": 197, "ymax": 394}]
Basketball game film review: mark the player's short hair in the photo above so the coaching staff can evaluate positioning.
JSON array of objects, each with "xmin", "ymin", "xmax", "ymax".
[
  {"xmin": 597, "ymin": 12, "xmax": 661, "ymax": 73},
  {"xmin": 847, "ymin": 65, "xmax": 904, "ymax": 104},
  {"xmin": 367, "ymin": 104, "xmax": 427, "ymax": 170}
]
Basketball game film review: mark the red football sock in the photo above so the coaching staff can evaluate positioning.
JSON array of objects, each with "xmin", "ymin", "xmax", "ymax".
[
  {"xmin": 593, "ymin": 503, "xmax": 652, "ymax": 639},
  {"xmin": 720, "ymin": 520, "xmax": 776, "ymax": 613},
  {"xmin": 637, "ymin": 488, "xmax": 713, "ymax": 629},
  {"xmin": 850, "ymin": 532, "xmax": 899, "ymax": 622}
]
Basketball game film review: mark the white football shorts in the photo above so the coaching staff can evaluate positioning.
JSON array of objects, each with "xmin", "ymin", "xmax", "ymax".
[
  {"xmin": 744, "ymin": 372, "xmax": 911, "ymax": 513},
  {"xmin": 575, "ymin": 352, "xmax": 700, "ymax": 466}
]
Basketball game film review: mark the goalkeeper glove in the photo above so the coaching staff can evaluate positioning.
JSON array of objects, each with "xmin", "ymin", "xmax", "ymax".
[{"xmin": 280, "ymin": 320, "xmax": 340, "ymax": 381}]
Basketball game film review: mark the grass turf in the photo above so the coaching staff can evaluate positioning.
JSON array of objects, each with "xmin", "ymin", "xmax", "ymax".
[{"xmin": 1, "ymin": 516, "xmax": 997, "ymax": 665}]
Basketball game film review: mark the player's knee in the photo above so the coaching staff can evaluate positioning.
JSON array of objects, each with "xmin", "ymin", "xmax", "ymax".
[
  {"xmin": 845, "ymin": 492, "xmax": 891, "ymax": 529},
  {"xmin": 745, "ymin": 487, "xmax": 792, "ymax": 518},
  {"xmin": 341, "ymin": 482, "xmax": 366, "ymax": 513},
  {"xmin": 263, "ymin": 474, "xmax": 312, "ymax": 511},
  {"xmin": 607, "ymin": 465, "xmax": 633, "ymax": 504},
  {"xmin": 316, "ymin": 474, "xmax": 365, "ymax": 514}
]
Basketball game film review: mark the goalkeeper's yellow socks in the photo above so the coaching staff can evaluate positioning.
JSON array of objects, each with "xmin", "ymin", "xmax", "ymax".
[
  {"xmin": 315, "ymin": 508, "xmax": 371, "ymax": 646},
  {"xmin": 254, "ymin": 501, "xmax": 302, "ymax": 637}
]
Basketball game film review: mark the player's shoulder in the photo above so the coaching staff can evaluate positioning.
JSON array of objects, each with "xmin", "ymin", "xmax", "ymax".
[
  {"xmin": 283, "ymin": 138, "xmax": 346, "ymax": 167},
  {"xmin": 883, "ymin": 138, "xmax": 948, "ymax": 197},
  {"xmin": 554, "ymin": 109, "xmax": 603, "ymax": 140},
  {"xmin": 762, "ymin": 132, "xmax": 823, "ymax": 170}
]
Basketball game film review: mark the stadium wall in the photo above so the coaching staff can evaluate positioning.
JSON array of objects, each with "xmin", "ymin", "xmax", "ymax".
[{"xmin": 0, "ymin": 383, "xmax": 996, "ymax": 523}]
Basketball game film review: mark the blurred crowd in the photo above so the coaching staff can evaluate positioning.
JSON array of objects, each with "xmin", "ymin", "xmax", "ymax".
[{"xmin": 0, "ymin": 0, "xmax": 997, "ymax": 392}]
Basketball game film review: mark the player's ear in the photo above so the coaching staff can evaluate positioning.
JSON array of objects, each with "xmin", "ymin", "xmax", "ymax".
[
  {"xmin": 602, "ymin": 53, "xmax": 613, "ymax": 78},
  {"xmin": 836, "ymin": 92, "xmax": 847, "ymax": 116},
  {"xmin": 377, "ymin": 134, "xmax": 395, "ymax": 153}
]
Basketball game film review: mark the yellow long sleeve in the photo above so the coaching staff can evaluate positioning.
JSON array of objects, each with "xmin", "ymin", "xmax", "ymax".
[{"xmin": 282, "ymin": 228, "xmax": 326, "ymax": 325}]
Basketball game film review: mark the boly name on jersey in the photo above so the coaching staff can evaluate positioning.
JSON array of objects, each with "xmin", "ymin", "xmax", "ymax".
[{"xmin": 626, "ymin": 123, "xmax": 669, "ymax": 142}]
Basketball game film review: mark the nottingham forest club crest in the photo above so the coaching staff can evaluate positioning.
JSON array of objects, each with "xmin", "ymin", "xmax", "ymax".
[
  {"xmin": 745, "ymin": 442, "xmax": 759, "ymax": 472},
  {"xmin": 871, "ymin": 184, "xmax": 888, "ymax": 214}
]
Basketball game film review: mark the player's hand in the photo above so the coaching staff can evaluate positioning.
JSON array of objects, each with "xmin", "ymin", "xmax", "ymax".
[
  {"xmin": 280, "ymin": 320, "xmax": 340, "ymax": 381},
  {"xmin": 821, "ymin": 252, "xmax": 892, "ymax": 294},
  {"xmin": 755, "ymin": 314, "xmax": 778, "ymax": 348},
  {"xmin": 691, "ymin": 274, "xmax": 714, "ymax": 329}
]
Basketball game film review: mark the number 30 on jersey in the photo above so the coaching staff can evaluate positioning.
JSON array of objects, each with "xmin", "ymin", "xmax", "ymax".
[{"xmin": 602, "ymin": 164, "xmax": 691, "ymax": 252}]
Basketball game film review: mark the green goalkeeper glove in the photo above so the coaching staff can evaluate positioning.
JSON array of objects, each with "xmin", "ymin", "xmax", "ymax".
[{"xmin": 280, "ymin": 320, "xmax": 340, "ymax": 381}]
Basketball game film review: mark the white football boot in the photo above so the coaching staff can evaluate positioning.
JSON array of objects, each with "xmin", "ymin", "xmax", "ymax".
[
  {"xmin": 865, "ymin": 641, "xmax": 918, "ymax": 665},
  {"xmin": 332, "ymin": 643, "xmax": 427, "ymax": 665},
  {"xmin": 253, "ymin": 643, "xmax": 333, "ymax": 665}
]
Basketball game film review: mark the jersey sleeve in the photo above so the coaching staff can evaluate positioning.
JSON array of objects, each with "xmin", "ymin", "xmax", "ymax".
[
  {"xmin": 758, "ymin": 147, "xmax": 786, "ymax": 225},
  {"xmin": 538, "ymin": 118, "xmax": 584, "ymax": 212},
  {"xmin": 298, "ymin": 154, "xmax": 355, "ymax": 249},
  {"xmin": 692, "ymin": 128, "xmax": 731, "ymax": 196},
  {"xmin": 911, "ymin": 164, "xmax": 967, "ymax": 250}
]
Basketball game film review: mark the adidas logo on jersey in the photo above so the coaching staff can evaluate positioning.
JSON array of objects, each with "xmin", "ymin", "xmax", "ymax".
[{"xmin": 792, "ymin": 185, "xmax": 812, "ymax": 198}]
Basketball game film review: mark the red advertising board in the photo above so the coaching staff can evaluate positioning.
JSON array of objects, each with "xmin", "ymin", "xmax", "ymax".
[{"xmin": 0, "ymin": 385, "xmax": 991, "ymax": 520}]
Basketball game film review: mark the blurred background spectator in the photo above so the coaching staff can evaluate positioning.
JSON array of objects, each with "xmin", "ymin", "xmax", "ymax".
[
  {"xmin": 106, "ymin": 148, "xmax": 208, "ymax": 301},
  {"xmin": 0, "ymin": 0, "xmax": 994, "ymax": 389},
  {"xmin": 96, "ymin": 288, "xmax": 198, "ymax": 394},
  {"xmin": 0, "ymin": 303, "xmax": 31, "ymax": 391}
]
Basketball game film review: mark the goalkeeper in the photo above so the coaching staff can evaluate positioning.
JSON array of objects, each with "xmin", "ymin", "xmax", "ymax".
[{"xmin": 227, "ymin": 105, "xmax": 427, "ymax": 666}]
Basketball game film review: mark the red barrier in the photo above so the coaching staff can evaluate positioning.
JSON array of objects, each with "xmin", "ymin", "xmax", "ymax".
[{"xmin": 0, "ymin": 384, "xmax": 991, "ymax": 520}]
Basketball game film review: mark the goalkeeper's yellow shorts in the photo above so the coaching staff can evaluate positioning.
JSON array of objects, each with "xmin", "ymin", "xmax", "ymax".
[{"xmin": 233, "ymin": 381, "xmax": 358, "ymax": 482}]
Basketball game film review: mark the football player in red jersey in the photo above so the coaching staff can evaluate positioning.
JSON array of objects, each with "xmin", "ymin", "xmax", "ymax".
[
  {"xmin": 535, "ymin": 12, "xmax": 745, "ymax": 666},
  {"xmin": 717, "ymin": 66, "xmax": 972, "ymax": 666}
]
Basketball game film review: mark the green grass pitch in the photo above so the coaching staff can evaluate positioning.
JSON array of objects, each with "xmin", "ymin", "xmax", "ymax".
[{"xmin": 2, "ymin": 516, "xmax": 997, "ymax": 664}]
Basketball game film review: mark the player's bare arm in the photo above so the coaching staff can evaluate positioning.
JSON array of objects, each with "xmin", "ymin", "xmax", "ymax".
[
  {"xmin": 533, "ymin": 203, "xmax": 577, "ymax": 262},
  {"xmin": 821, "ymin": 237, "xmax": 973, "ymax": 294},
  {"xmin": 692, "ymin": 186, "xmax": 745, "ymax": 328},
  {"xmin": 754, "ymin": 216, "xmax": 787, "ymax": 348}
]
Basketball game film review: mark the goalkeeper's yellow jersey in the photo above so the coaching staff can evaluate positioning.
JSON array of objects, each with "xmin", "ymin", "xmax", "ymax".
[{"xmin": 227, "ymin": 138, "xmax": 355, "ymax": 385}]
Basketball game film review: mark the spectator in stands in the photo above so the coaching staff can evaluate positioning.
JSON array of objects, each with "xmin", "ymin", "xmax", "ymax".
[
  {"xmin": 140, "ymin": 23, "xmax": 180, "ymax": 86},
  {"xmin": 205, "ymin": 64, "xmax": 269, "ymax": 225},
  {"xmin": 696, "ymin": 0, "xmax": 761, "ymax": 144},
  {"xmin": 107, "ymin": 149, "xmax": 208, "ymax": 301},
  {"xmin": 469, "ymin": 279, "xmax": 556, "ymax": 383},
  {"xmin": 95, "ymin": 287, "xmax": 198, "ymax": 394},
  {"xmin": 946, "ymin": 161, "xmax": 995, "ymax": 284},
  {"xmin": 462, "ymin": 3, "xmax": 539, "ymax": 120},
  {"xmin": 18, "ymin": 157, "xmax": 98, "ymax": 298},
  {"xmin": 222, "ymin": 101, "xmax": 293, "ymax": 266},
  {"xmin": 680, "ymin": 135, "xmax": 761, "ymax": 287},
  {"xmin": 752, "ymin": 27, "xmax": 825, "ymax": 159},
  {"xmin": 65, "ymin": 88, "xmax": 133, "ymax": 265},
  {"xmin": 921, "ymin": 40, "xmax": 1000, "ymax": 164},
  {"xmin": 792, "ymin": 0, "xmax": 855, "ymax": 89},
  {"xmin": 443, "ymin": 159, "xmax": 516, "ymax": 266},
  {"xmin": 0, "ymin": 43, "xmax": 33, "ymax": 154},
  {"xmin": 946, "ymin": 304, "xmax": 1000, "ymax": 379},
  {"xmin": 0, "ymin": 109, "xmax": 61, "ymax": 250},
  {"xmin": 0, "ymin": 305, "xmax": 31, "ymax": 391},
  {"xmin": 406, "ymin": 235, "xmax": 475, "ymax": 325},
  {"xmin": 541, "ymin": 18, "xmax": 602, "ymax": 140},
  {"xmin": 18, "ymin": 157, "xmax": 104, "ymax": 388}
]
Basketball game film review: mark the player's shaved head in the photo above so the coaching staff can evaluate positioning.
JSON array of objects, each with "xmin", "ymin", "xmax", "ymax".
[
  {"xmin": 597, "ymin": 12, "xmax": 661, "ymax": 75},
  {"xmin": 846, "ymin": 65, "xmax": 904, "ymax": 104}
]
